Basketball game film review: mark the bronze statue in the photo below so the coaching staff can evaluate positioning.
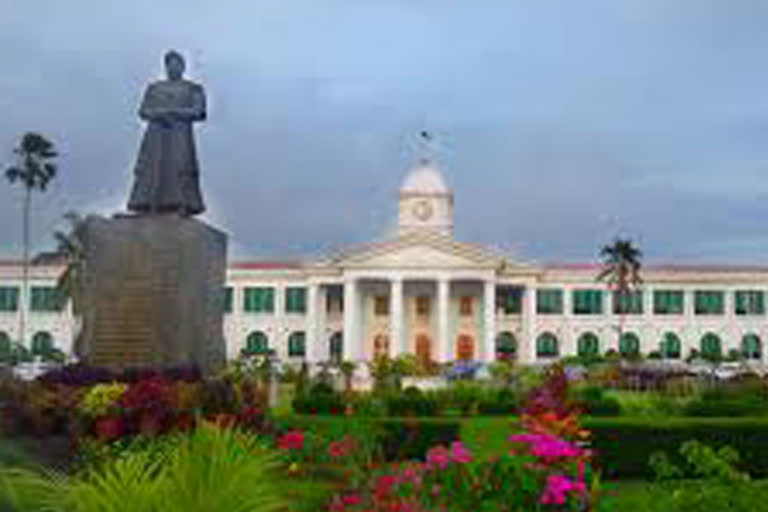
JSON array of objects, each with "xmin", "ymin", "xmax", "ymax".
[{"xmin": 127, "ymin": 50, "xmax": 206, "ymax": 216}]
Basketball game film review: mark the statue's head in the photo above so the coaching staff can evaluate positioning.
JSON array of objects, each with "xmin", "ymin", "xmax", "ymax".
[{"xmin": 164, "ymin": 50, "xmax": 185, "ymax": 81}]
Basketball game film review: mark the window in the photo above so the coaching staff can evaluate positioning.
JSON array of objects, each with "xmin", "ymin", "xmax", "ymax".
[
  {"xmin": 572, "ymin": 290, "xmax": 603, "ymax": 315},
  {"xmin": 695, "ymin": 291, "xmax": 724, "ymax": 315},
  {"xmin": 329, "ymin": 332, "xmax": 343, "ymax": 363},
  {"xmin": 619, "ymin": 332, "xmax": 640, "ymax": 356},
  {"xmin": 326, "ymin": 295, "xmax": 343, "ymax": 314},
  {"xmin": 416, "ymin": 296, "xmax": 430, "ymax": 316},
  {"xmin": 536, "ymin": 332, "xmax": 559, "ymax": 358},
  {"xmin": 654, "ymin": 290, "xmax": 684, "ymax": 315},
  {"xmin": 30, "ymin": 287, "xmax": 63, "ymax": 312},
  {"xmin": 0, "ymin": 287, "xmax": 19, "ymax": 312},
  {"xmin": 742, "ymin": 334, "xmax": 762, "ymax": 360},
  {"xmin": 495, "ymin": 332, "xmax": 517, "ymax": 360},
  {"xmin": 536, "ymin": 289, "xmax": 563, "ymax": 314},
  {"xmin": 577, "ymin": 332, "xmax": 600, "ymax": 356},
  {"xmin": 661, "ymin": 332, "xmax": 681, "ymax": 359},
  {"xmin": 460, "ymin": 297, "xmax": 473, "ymax": 316},
  {"xmin": 374, "ymin": 296, "xmax": 389, "ymax": 316},
  {"xmin": 222, "ymin": 287, "xmax": 233, "ymax": 314},
  {"xmin": 243, "ymin": 287, "xmax": 274, "ymax": 313},
  {"xmin": 244, "ymin": 331, "xmax": 269, "ymax": 355},
  {"xmin": 0, "ymin": 331, "xmax": 10, "ymax": 354},
  {"xmin": 498, "ymin": 288, "xmax": 522, "ymax": 315},
  {"xmin": 285, "ymin": 287, "xmax": 307, "ymax": 314},
  {"xmin": 31, "ymin": 331, "xmax": 53, "ymax": 355},
  {"xmin": 700, "ymin": 333, "xmax": 722, "ymax": 357},
  {"xmin": 288, "ymin": 331, "xmax": 306, "ymax": 358},
  {"xmin": 735, "ymin": 291, "xmax": 765, "ymax": 315},
  {"xmin": 613, "ymin": 290, "xmax": 643, "ymax": 315}
]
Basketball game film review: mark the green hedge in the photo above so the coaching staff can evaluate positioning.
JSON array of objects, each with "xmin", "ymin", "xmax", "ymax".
[
  {"xmin": 282, "ymin": 415, "xmax": 462, "ymax": 462},
  {"xmin": 583, "ymin": 417, "xmax": 768, "ymax": 480}
]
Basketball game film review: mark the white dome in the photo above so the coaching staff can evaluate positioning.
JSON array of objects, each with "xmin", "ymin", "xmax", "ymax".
[{"xmin": 400, "ymin": 160, "xmax": 450, "ymax": 194}]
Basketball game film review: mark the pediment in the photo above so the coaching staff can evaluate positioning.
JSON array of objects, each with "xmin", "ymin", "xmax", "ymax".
[{"xmin": 323, "ymin": 234, "xmax": 511, "ymax": 270}]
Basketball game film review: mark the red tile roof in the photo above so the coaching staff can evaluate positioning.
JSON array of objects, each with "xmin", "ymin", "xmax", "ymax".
[{"xmin": 543, "ymin": 262, "xmax": 768, "ymax": 273}]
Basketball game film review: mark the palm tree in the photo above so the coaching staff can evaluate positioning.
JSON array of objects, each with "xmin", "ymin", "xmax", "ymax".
[
  {"xmin": 597, "ymin": 237, "xmax": 642, "ymax": 361},
  {"xmin": 4, "ymin": 133, "xmax": 58, "ymax": 350},
  {"xmin": 53, "ymin": 211, "xmax": 86, "ymax": 358}
]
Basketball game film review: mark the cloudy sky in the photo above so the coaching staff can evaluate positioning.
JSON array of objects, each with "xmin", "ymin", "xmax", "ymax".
[{"xmin": 2, "ymin": 0, "xmax": 768, "ymax": 263}]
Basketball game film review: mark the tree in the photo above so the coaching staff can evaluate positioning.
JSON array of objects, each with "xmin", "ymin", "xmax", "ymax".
[
  {"xmin": 53, "ymin": 211, "xmax": 85, "ymax": 358},
  {"xmin": 4, "ymin": 133, "xmax": 58, "ymax": 349},
  {"xmin": 339, "ymin": 360, "xmax": 357, "ymax": 393},
  {"xmin": 597, "ymin": 237, "xmax": 642, "ymax": 360}
]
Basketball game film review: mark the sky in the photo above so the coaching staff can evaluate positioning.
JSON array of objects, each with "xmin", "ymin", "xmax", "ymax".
[{"xmin": 2, "ymin": 0, "xmax": 768, "ymax": 264}]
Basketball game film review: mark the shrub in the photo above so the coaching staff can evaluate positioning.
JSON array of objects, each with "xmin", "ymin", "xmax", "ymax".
[
  {"xmin": 584, "ymin": 417, "xmax": 768, "ymax": 479},
  {"xmin": 0, "ymin": 423, "xmax": 290, "ymax": 512},
  {"xmin": 576, "ymin": 386, "xmax": 621, "ymax": 417},
  {"xmin": 477, "ymin": 387, "xmax": 519, "ymax": 415},
  {"xmin": 385, "ymin": 386, "xmax": 440, "ymax": 417}
]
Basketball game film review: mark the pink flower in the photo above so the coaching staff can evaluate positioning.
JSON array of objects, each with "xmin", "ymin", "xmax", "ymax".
[
  {"xmin": 449, "ymin": 441, "xmax": 473, "ymax": 464},
  {"xmin": 277, "ymin": 429, "xmax": 303, "ymax": 450},
  {"xmin": 426, "ymin": 445, "xmax": 451, "ymax": 469},
  {"xmin": 328, "ymin": 441, "xmax": 347, "ymax": 458},
  {"xmin": 431, "ymin": 484, "xmax": 441, "ymax": 496},
  {"xmin": 539, "ymin": 475, "xmax": 586, "ymax": 505},
  {"xmin": 342, "ymin": 493, "xmax": 361, "ymax": 506}
]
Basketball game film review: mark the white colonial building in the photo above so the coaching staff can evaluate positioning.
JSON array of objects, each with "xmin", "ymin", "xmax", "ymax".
[{"xmin": 1, "ymin": 157, "xmax": 767, "ymax": 366}]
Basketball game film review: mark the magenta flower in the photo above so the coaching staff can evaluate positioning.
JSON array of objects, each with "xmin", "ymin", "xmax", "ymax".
[
  {"xmin": 539, "ymin": 475, "xmax": 586, "ymax": 505},
  {"xmin": 276, "ymin": 429, "xmax": 303, "ymax": 450},
  {"xmin": 426, "ymin": 445, "xmax": 451, "ymax": 469},
  {"xmin": 449, "ymin": 441, "xmax": 473, "ymax": 464}
]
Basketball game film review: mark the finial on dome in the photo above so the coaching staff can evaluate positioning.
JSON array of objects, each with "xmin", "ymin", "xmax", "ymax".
[{"xmin": 416, "ymin": 130, "xmax": 435, "ymax": 164}]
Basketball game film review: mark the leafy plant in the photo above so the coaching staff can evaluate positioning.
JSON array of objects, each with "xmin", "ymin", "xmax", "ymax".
[{"xmin": 0, "ymin": 423, "xmax": 290, "ymax": 512}]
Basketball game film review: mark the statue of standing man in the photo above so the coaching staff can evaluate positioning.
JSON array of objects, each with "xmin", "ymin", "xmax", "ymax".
[{"xmin": 127, "ymin": 50, "xmax": 206, "ymax": 216}]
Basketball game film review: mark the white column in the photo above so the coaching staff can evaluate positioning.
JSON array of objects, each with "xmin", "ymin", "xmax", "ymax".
[
  {"xmin": 306, "ymin": 283, "xmax": 318, "ymax": 363},
  {"xmin": 389, "ymin": 277, "xmax": 403, "ymax": 359},
  {"xmin": 524, "ymin": 284, "xmax": 538, "ymax": 364},
  {"xmin": 343, "ymin": 278, "xmax": 358, "ymax": 361},
  {"xmin": 274, "ymin": 284, "xmax": 284, "ymax": 359},
  {"xmin": 483, "ymin": 280, "xmax": 496, "ymax": 362},
  {"xmin": 438, "ymin": 277, "xmax": 450, "ymax": 362}
]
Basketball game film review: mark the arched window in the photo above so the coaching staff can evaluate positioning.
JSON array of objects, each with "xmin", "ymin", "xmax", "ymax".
[
  {"xmin": 0, "ymin": 331, "xmax": 10, "ymax": 354},
  {"xmin": 536, "ymin": 332, "xmax": 558, "ymax": 358},
  {"xmin": 742, "ymin": 334, "xmax": 761, "ymax": 360},
  {"xmin": 456, "ymin": 335, "xmax": 474, "ymax": 361},
  {"xmin": 245, "ymin": 331, "xmax": 269, "ymax": 355},
  {"xmin": 495, "ymin": 332, "xmax": 517, "ymax": 360},
  {"xmin": 329, "ymin": 332, "xmax": 343, "ymax": 364},
  {"xmin": 31, "ymin": 331, "xmax": 53, "ymax": 356},
  {"xmin": 577, "ymin": 332, "xmax": 600, "ymax": 356},
  {"xmin": 619, "ymin": 332, "xmax": 640, "ymax": 356},
  {"xmin": 661, "ymin": 332, "xmax": 681, "ymax": 359},
  {"xmin": 700, "ymin": 333, "xmax": 722, "ymax": 357},
  {"xmin": 288, "ymin": 331, "xmax": 306, "ymax": 358}
]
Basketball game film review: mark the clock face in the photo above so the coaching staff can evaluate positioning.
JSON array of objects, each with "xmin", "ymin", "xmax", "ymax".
[{"xmin": 412, "ymin": 200, "xmax": 434, "ymax": 221}]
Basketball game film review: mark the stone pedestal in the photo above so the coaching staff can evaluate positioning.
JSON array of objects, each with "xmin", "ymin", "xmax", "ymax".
[{"xmin": 78, "ymin": 214, "xmax": 227, "ymax": 373}]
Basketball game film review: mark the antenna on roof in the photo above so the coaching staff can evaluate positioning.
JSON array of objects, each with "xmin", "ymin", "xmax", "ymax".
[{"xmin": 415, "ymin": 130, "xmax": 436, "ymax": 165}]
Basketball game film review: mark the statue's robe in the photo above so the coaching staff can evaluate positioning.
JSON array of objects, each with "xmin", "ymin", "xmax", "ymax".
[{"xmin": 127, "ymin": 79, "xmax": 206, "ymax": 215}]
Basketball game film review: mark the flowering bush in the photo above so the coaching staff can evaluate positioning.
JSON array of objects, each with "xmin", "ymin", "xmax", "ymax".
[
  {"xmin": 78, "ymin": 383, "xmax": 127, "ymax": 417},
  {"xmin": 324, "ymin": 364, "xmax": 606, "ymax": 511}
]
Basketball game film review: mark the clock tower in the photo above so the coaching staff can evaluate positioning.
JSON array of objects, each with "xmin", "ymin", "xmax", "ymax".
[{"xmin": 397, "ymin": 158, "xmax": 454, "ymax": 239}]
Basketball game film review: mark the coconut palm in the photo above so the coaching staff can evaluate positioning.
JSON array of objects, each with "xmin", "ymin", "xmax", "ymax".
[
  {"xmin": 53, "ymin": 211, "xmax": 86, "ymax": 358},
  {"xmin": 597, "ymin": 237, "xmax": 643, "ymax": 360},
  {"xmin": 4, "ymin": 133, "xmax": 58, "ymax": 349}
]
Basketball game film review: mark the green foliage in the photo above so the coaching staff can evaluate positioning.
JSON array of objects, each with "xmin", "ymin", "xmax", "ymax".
[
  {"xmin": 78, "ymin": 383, "xmax": 127, "ymax": 418},
  {"xmin": 385, "ymin": 386, "xmax": 440, "ymax": 416},
  {"xmin": 648, "ymin": 441, "xmax": 768, "ymax": 512},
  {"xmin": 575, "ymin": 386, "xmax": 621, "ymax": 416},
  {"xmin": 584, "ymin": 417, "xmax": 768, "ymax": 479},
  {"xmin": 0, "ymin": 424, "xmax": 289, "ymax": 512},
  {"xmin": 684, "ymin": 387, "xmax": 768, "ymax": 417}
]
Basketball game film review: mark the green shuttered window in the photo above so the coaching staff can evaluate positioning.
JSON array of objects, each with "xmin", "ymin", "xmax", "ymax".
[
  {"xmin": 619, "ymin": 332, "xmax": 640, "ymax": 355},
  {"xmin": 536, "ymin": 289, "xmax": 563, "ymax": 314},
  {"xmin": 735, "ymin": 291, "xmax": 765, "ymax": 315},
  {"xmin": 572, "ymin": 290, "xmax": 602, "ymax": 315},
  {"xmin": 245, "ymin": 331, "xmax": 269, "ymax": 354},
  {"xmin": 661, "ymin": 332, "xmax": 681, "ymax": 359},
  {"xmin": 742, "ymin": 334, "xmax": 762, "ymax": 359},
  {"xmin": 288, "ymin": 331, "xmax": 306, "ymax": 357},
  {"xmin": 654, "ymin": 290, "xmax": 684, "ymax": 315},
  {"xmin": 0, "ymin": 287, "xmax": 19, "ymax": 312},
  {"xmin": 30, "ymin": 287, "xmax": 63, "ymax": 312},
  {"xmin": 700, "ymin": 333, "xmax": 722, "ymax": 356},
  {"xmin": 536, "ymin": 333, "xmax": 559, "ymax": 358},
  {"xmin": 285, "ymin": 287, "xmax": 307, "ymax": 314},
  {"xmin": 695, "ymin": 291, "xmax": 724, "ymax": 315},
  {"xmin": 613, "ymin": 290, "xmax": 643, "ymax": 315},
  {"xmin": 244, "ymin": 287, "xmax": 275, "ymax": 313},
  {"xmin": 577, "ymin": 333, "xmax": 600, "ymax": 356}
]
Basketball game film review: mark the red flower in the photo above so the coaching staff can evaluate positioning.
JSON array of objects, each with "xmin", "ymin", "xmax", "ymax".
[
  {"xmin": 342, "ymin": 493, "xmax": 361, "ymax": 506},
  {"xmin": 94, "ymin": 415, "xmax": 124, "ymax": 441},
  {"xmin": 175, "ymin": 412, "xmax": 195, "ymax": 431},
  {"xmin": 328, "ymin": 441, "xmax": 347, "ymax": 458},
  {"xmin": 277, "ymin": 429, "xmax": 303, "ymax": 450}
]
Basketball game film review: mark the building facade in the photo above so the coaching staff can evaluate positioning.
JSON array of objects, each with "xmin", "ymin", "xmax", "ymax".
[{"xmin": 1, "ymin": 158, "xmax": 767, "ymax": 365}]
